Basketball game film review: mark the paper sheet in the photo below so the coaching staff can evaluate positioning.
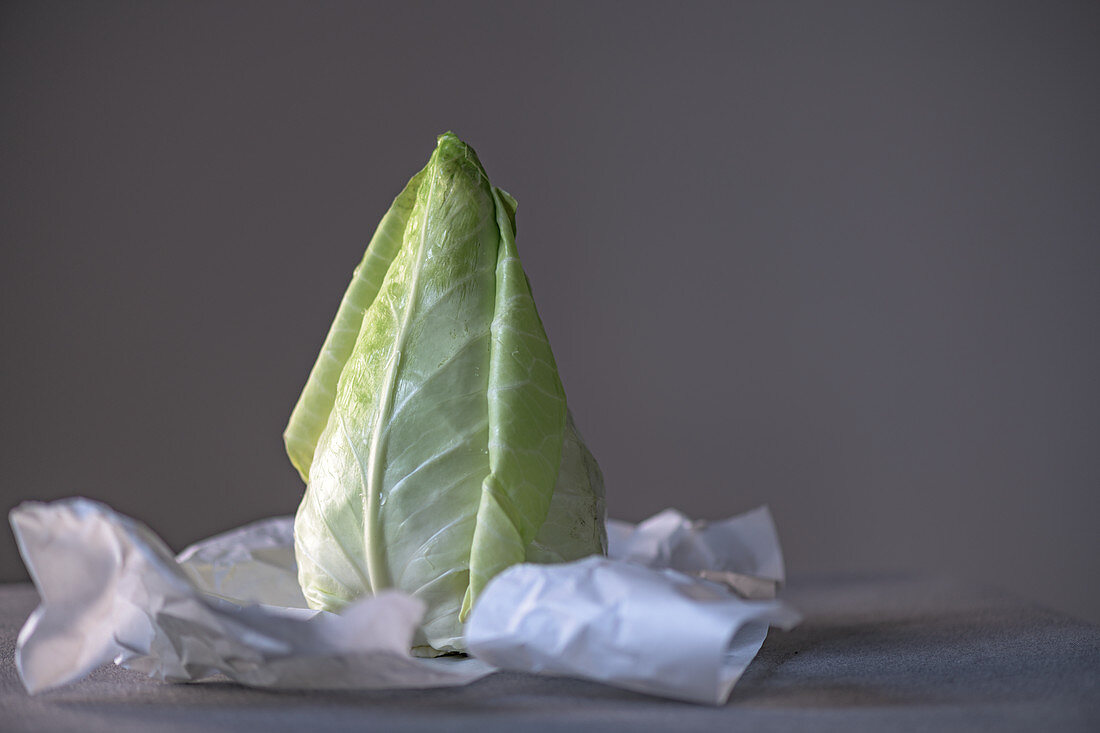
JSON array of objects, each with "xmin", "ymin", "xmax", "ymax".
[
  {"xmin": 466, "ymin": 558, "xmax": 800, "ymax": 704},
  {"xmin": 10, "ymin": 500, "xmax": 493, "ymax": 693},
  {"xmin": 9, "ymin": 498, "xmax": 799, "ymax": 704}
]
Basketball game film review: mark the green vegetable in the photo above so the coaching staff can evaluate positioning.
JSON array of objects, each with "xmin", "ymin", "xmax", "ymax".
[{"xmin": 285, "ymin": 133, "xmax": 606, "ymax": 654}]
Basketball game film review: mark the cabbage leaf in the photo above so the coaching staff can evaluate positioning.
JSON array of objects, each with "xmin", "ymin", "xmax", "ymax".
[{"xmin": 285, "ymin": 133, "xmax": 606, "ymax": 653}]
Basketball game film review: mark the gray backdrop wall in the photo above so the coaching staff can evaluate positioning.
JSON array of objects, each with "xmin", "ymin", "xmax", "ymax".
[{"xmin": 2, "ymin": 1, "xmax": 1098, "ymax": 622}]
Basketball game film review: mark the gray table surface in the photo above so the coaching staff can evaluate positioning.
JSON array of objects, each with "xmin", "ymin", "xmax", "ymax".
[{"xmin": 1, "ymin": 573, "xmax": 1097, "ymax": 732}]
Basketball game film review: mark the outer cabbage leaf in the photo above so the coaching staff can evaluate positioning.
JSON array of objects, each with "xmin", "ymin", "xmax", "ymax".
[
  {"xmin": 283, "ymin": 168, "xmax": 426, "ymax": 482},
  {"xmin": 288, "ymin": 133, "xmax": 605, "ymax": 653}
]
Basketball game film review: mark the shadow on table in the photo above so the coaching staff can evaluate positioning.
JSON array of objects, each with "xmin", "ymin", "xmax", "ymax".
[{"xmin": 730, "ymin": 607, "xmax": 1100, "ymax": 709}]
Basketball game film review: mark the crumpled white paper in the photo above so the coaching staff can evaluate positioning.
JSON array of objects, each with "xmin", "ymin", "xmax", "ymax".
[
  {"xmin": 607, "ymin": 506, "xmax": 787, "ymax": 598},
  {"xmin": 466, "ymin": 507, "xmax": 799, "ymax": 704},
  {"xmin": 9, "ymin": 498, "xmax": 799, "ymax": 704},
  {"xmin": 10, "ymin": 500, "xmax": 493, "ymax": 693}
]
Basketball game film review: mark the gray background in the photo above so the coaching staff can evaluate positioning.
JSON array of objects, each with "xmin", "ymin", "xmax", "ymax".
[{"xmin": 1, "ymin": 1, "xmax": 1097, "ymax": 623}]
